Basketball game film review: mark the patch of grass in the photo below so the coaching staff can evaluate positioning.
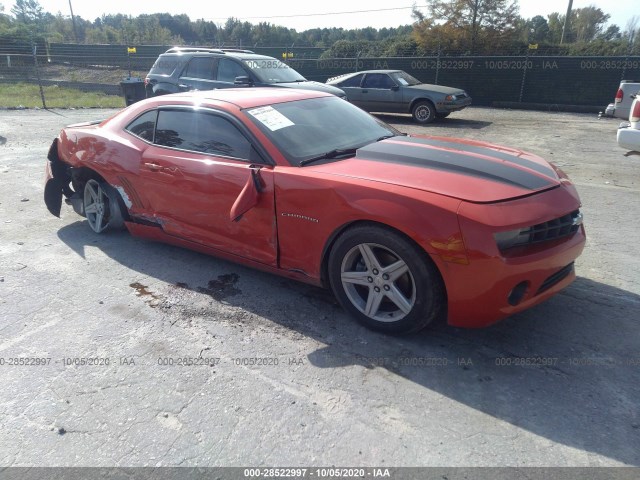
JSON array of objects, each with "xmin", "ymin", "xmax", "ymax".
[{"xmin": 0, "ymin": 83, "xmax": 126, "ymax": 109}]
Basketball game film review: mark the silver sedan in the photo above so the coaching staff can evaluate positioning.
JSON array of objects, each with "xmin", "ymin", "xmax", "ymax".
[{"xmin": 327, "ymin": 69, "xmax": 471, "ymax": 124}]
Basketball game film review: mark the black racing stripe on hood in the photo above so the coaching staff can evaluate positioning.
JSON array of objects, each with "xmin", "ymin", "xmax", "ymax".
[
  {"xmin": 402, "ymin": 136, "xmax": 557, "ymax": 177},
  {"xmin": 356, "ymin": 141, "xmax": 555, "ymax": 191}
]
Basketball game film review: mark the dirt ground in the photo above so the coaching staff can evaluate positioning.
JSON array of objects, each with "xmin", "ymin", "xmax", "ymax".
[{"xmin": 0, "ymin": 105, "xmax": 639, "ymax": 474}]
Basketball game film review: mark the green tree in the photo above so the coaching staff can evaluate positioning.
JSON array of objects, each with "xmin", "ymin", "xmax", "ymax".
[
  {"xmin": 546, "ymin": 7, "xmax": 612, "ymax": 43},
  {"xmin": 11, "ymin": 0, "xmax": 44, "ymax": 26},
  {"xmin": 572, "ymin": 7, "xmax": 610, "ymax": 42},
  {"xmin": 527, "ymin": 15, "xmax": 550, "ymax": 43},
  {"xmin": 413, "ymin": 0, "xmax": 519, "ymax": 53}
]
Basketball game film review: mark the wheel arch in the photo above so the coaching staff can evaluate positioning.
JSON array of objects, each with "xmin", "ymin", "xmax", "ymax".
[
  {"xmin": 70, "ymin": 166, "xmax": 131, "ymax": 222},
  {"xmin": 409, "ymin": 97, "xmax": 435, "ymax": 113},
  {"xmin": 319, "ymin": 219, "xmax": 447, "ymax": 304}
]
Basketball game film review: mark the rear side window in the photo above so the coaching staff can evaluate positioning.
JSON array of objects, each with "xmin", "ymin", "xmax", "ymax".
[
  {"xmin": 155, "ymin": 110, "xmax": 252, "ymax": 159},
  {"xmin": 339, "ymin": 74, "xmax": 364, "ymax": 88},
  {"xmin": 125, "ymin": 110, "xmax": 157, "ymax": 142},
  {"xmin": 149, "ymin": 56, "xmax": 179, "ymax": 76},
  {"xmin": 181, "ymin": 57, "xmax": 216, "ymax": 80}
]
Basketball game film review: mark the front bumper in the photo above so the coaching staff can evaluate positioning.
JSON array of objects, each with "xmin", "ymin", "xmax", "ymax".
[
  {"xmin": 440, "ymin": 232, "xmax": 585, "ymax": 327},
  {"xmin": 433, "ymin": 184, "xmax": 586, "ymax": 328},
  {"xmin": 617, "ymin": 122, "xmax": 640, "ymax": 152},
  {"xmin": 439, "ymin": 97, "xmax": 472, "ymax": 113}
]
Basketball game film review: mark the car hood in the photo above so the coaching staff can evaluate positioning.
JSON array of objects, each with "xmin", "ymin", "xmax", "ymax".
[
  {"xmin": 408, "ymin": 83, "xmax": 466, "ymax": 95},
  {"xmin": 308, "ymin": 135, "xmax": 561, "ymax": 203},
  {"xmin": 275, "ymin": 81, "xmax": 345, "ymax": 96}
]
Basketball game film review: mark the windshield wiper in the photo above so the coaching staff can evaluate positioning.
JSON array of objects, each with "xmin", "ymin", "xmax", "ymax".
[
  {"xmin": 299, "ymin": 147, "xmax": 359, "ymax": 167},
  {"xmin": 376, "ymin": 133, "xmax": 408, "ymax": 142}
]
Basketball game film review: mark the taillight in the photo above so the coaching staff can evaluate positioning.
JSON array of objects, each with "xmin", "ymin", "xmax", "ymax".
[
  {"xmin": 631, "ymin": 99, "xmax": 640, "ymax": 123},
  {"xmin": 615, "ymin": 88, "xmax": 623, "ymax": 104}
]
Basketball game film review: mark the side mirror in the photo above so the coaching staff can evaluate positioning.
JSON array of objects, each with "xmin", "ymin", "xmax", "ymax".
[
  {"xmin": 229, "ymin": 166, "xmax": 264, "ymax": 222},
  {"xmin": 234, "ymin": 76, "xmax": 253, "ymax": 86},
  {"xmin": 391, "ymin": 85, "xmax": 400, "ymax": 91}
]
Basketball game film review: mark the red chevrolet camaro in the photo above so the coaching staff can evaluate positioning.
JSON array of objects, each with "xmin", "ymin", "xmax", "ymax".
[{"xmin": 44, "ymin": 88, "xmax": 585, "ymax": 334}]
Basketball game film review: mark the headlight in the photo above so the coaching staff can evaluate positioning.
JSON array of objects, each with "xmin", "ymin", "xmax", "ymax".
[{"xmin": 494, "ymin": 228, "xmax": 532, "ymax": 250}]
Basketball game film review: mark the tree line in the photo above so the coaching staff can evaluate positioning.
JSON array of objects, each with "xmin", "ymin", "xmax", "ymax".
[{"xmin": 1, "ymin": 0, "xmax": 638, "ymax": 56}]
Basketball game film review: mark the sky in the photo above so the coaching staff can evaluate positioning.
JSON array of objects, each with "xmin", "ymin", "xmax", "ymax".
[{"xmin": 2, "ymin": 0, "xmax": 637, "ymax": 32}]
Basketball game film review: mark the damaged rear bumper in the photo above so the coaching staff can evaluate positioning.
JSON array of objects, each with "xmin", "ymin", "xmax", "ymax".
[{"xmin": 44, "ymin": 138, "xmax": 83, "ymax": 217}]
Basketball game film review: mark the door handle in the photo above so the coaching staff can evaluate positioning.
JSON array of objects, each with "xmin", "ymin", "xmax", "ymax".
[
  {"xmin": 144, "ymin": 162, "xmax": 162, "ymax": 171},
  {"xmin": 362, "ymin": 90, "xmax": 368, "ymax": 93}
]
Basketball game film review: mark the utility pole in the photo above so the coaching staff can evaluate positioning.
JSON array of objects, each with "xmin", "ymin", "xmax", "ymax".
[
  {"xmin": 560, "ymin": 0, "xmax": 573, "ymax": 45},
  {"xmin": 68, "ymin": 0, "xmax": 78, "ymax": 43}
]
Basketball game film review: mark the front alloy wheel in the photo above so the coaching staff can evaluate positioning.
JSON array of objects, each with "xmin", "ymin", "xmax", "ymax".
[
  {"xmin": 329, "ymin": 225, "xmax": 444, "ymax": 334},
  {"xmin": 340, "ymin": 243, "xmax": 416, "ymax": 323}
]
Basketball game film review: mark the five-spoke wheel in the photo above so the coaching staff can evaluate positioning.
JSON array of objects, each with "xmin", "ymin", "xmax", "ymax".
[
  {"xmin": 329, "ymin": 225, "xmax": 444, "ymax": 334},
  {"xmin": 83, "ymin": 178, "xmax": 124, "ymax": 233}
]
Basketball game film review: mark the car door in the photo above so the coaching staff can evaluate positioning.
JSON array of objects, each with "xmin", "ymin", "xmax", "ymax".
[
  {"xmin": 337, "ymin": 73, "xmax": 366, "ymax": 108},
  {"xmin": 138, "ymin": 107, "xmax": 277, "ymax": 266},
  {"xmin": 177, "ymin": 56, "xmax": 218, "ymax": 91},
  {"xmin": 360, "ymin": 73, "xmax": 402, "ymax": 113},
  {"xmin": 214, "ymin": 58, "xmax": 254, "ymax": 87}
]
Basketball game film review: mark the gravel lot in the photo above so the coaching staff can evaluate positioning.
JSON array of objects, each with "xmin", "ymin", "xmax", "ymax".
[{"xmin": 0, "ymin": 105, "xmax": 639, "ymax": 471}]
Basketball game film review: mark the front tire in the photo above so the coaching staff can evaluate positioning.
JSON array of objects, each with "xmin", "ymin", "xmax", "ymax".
[
  {"xmin": 435, "ymin": 112, "xmax": 450, "ymax": 119},
  {"xmin": 83, "ymin": 179, "xmax": 125, "ymax": 233},
  {"xmin": 412, "ymin": 101, "xmax": 436, "ymax": 124},
  {"xmin": 328, "ymin": 225, "xmax": 445, "ymax": 334}
]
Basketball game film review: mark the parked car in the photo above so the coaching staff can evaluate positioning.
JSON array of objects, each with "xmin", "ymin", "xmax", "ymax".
[
  {"xmin": 144, "ymin": 47, "xmax": 345, "ymax": 98},
  {"xmin": 326, "ymin": 69, "xmax": 471, "ymax": 124},
  {"xmin": 602, "ymin": 80, "xmax": 640, "ymax": 119},
  {"xmin": 617, "ymin": 93, "xmax": 640, "ymax": 153},
  {"xmin": 44, "ymin": 88, "xmax": 584, "ymax": 334}
]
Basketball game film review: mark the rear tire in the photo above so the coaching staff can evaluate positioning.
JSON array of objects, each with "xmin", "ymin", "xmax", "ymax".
[
  {"xmin": 328, "ymin": 225, "xmax": 445, "ymax": 334},
  {"xmin": 435, "ymin": 112, "xmax": 450, "ymax": 119},
  {"xmin": 83, "ymin": 179, "xmax": 125, "ymax": 233}
]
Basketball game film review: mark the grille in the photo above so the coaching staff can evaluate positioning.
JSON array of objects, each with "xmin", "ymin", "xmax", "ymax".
[
  {"xmin": 527, "ymin": 210, "xmax": 582, "ymax": 245},
  {"xmin": 537, "ymin": 262, "xmax": 575, "ymax": 294}
]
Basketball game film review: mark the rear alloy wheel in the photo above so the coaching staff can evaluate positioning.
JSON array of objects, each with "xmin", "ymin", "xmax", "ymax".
[
  {"xmin": 328, "ymin": 225, "xmax": 444, "ymax": 334},
  {"xmin": 412, "ymin": 101, "xmax": 436, "ymax": 124},
  {"xmin": 83, "ymin": 179, "xmax": 124, "ymax": 233}
]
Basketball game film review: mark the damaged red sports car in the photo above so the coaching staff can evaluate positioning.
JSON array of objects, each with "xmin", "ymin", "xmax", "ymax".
[{"xmin": 44, "ymin": 88, "xmax": 585, "ymax": 334}]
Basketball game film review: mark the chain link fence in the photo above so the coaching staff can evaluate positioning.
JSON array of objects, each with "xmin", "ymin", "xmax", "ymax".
[{"xmin": 1, "ymin": 41, "xmax": 639, "ymax": 110}]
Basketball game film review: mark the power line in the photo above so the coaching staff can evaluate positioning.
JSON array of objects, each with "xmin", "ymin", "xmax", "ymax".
[{"xmin": 200, "ymin": 5, "xmax": 427, "ymax": 22}]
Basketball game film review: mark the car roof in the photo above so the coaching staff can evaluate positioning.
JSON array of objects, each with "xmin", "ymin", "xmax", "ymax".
[
  {"xmin": 160, "ymin": 48, "xmax": 279, "ymax": 62},
  {"xmin": 356, "ymin": 70, "xmax": 403, "ymax": 74},
  {"xmin": 327, "ymin": 70, "xmax": 403, "ymax": 83},
  {"xmin": 157, "ymin": 87, "xmax": 331, "ymax": 109}
]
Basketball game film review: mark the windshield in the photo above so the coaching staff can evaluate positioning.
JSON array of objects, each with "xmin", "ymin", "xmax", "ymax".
[
  {"xmin": 245, "ymin": 96, "xmax": 401, "ymax": 166},
  {"xmin": 242, "ymin": 58, "xmax": 306, "ymax": 84},
  {"xmin": 390, "ymin": 71, "xmax": 421, "ymax": 86}
]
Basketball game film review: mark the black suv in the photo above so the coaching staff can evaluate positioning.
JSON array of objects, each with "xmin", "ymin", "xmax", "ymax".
[{"xmin": 145, "ymin": 47, "xmax": 345, "ymax": 98}]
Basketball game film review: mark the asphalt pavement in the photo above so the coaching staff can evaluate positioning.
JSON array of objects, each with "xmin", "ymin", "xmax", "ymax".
[{"xmin": 0, "ymin": 106, "xmax": 639, "ymax": 471}]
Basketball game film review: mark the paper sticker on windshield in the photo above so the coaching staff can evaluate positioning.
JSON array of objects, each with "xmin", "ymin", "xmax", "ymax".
[{"xmin": 247, "ymin": 106, "xmax": 294, "ymax": 131}]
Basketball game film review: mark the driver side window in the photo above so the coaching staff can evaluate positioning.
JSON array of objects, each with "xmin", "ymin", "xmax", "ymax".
[{"xmin": 217, "ymin": 59, "xmax": 249, "ymax": 83}]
